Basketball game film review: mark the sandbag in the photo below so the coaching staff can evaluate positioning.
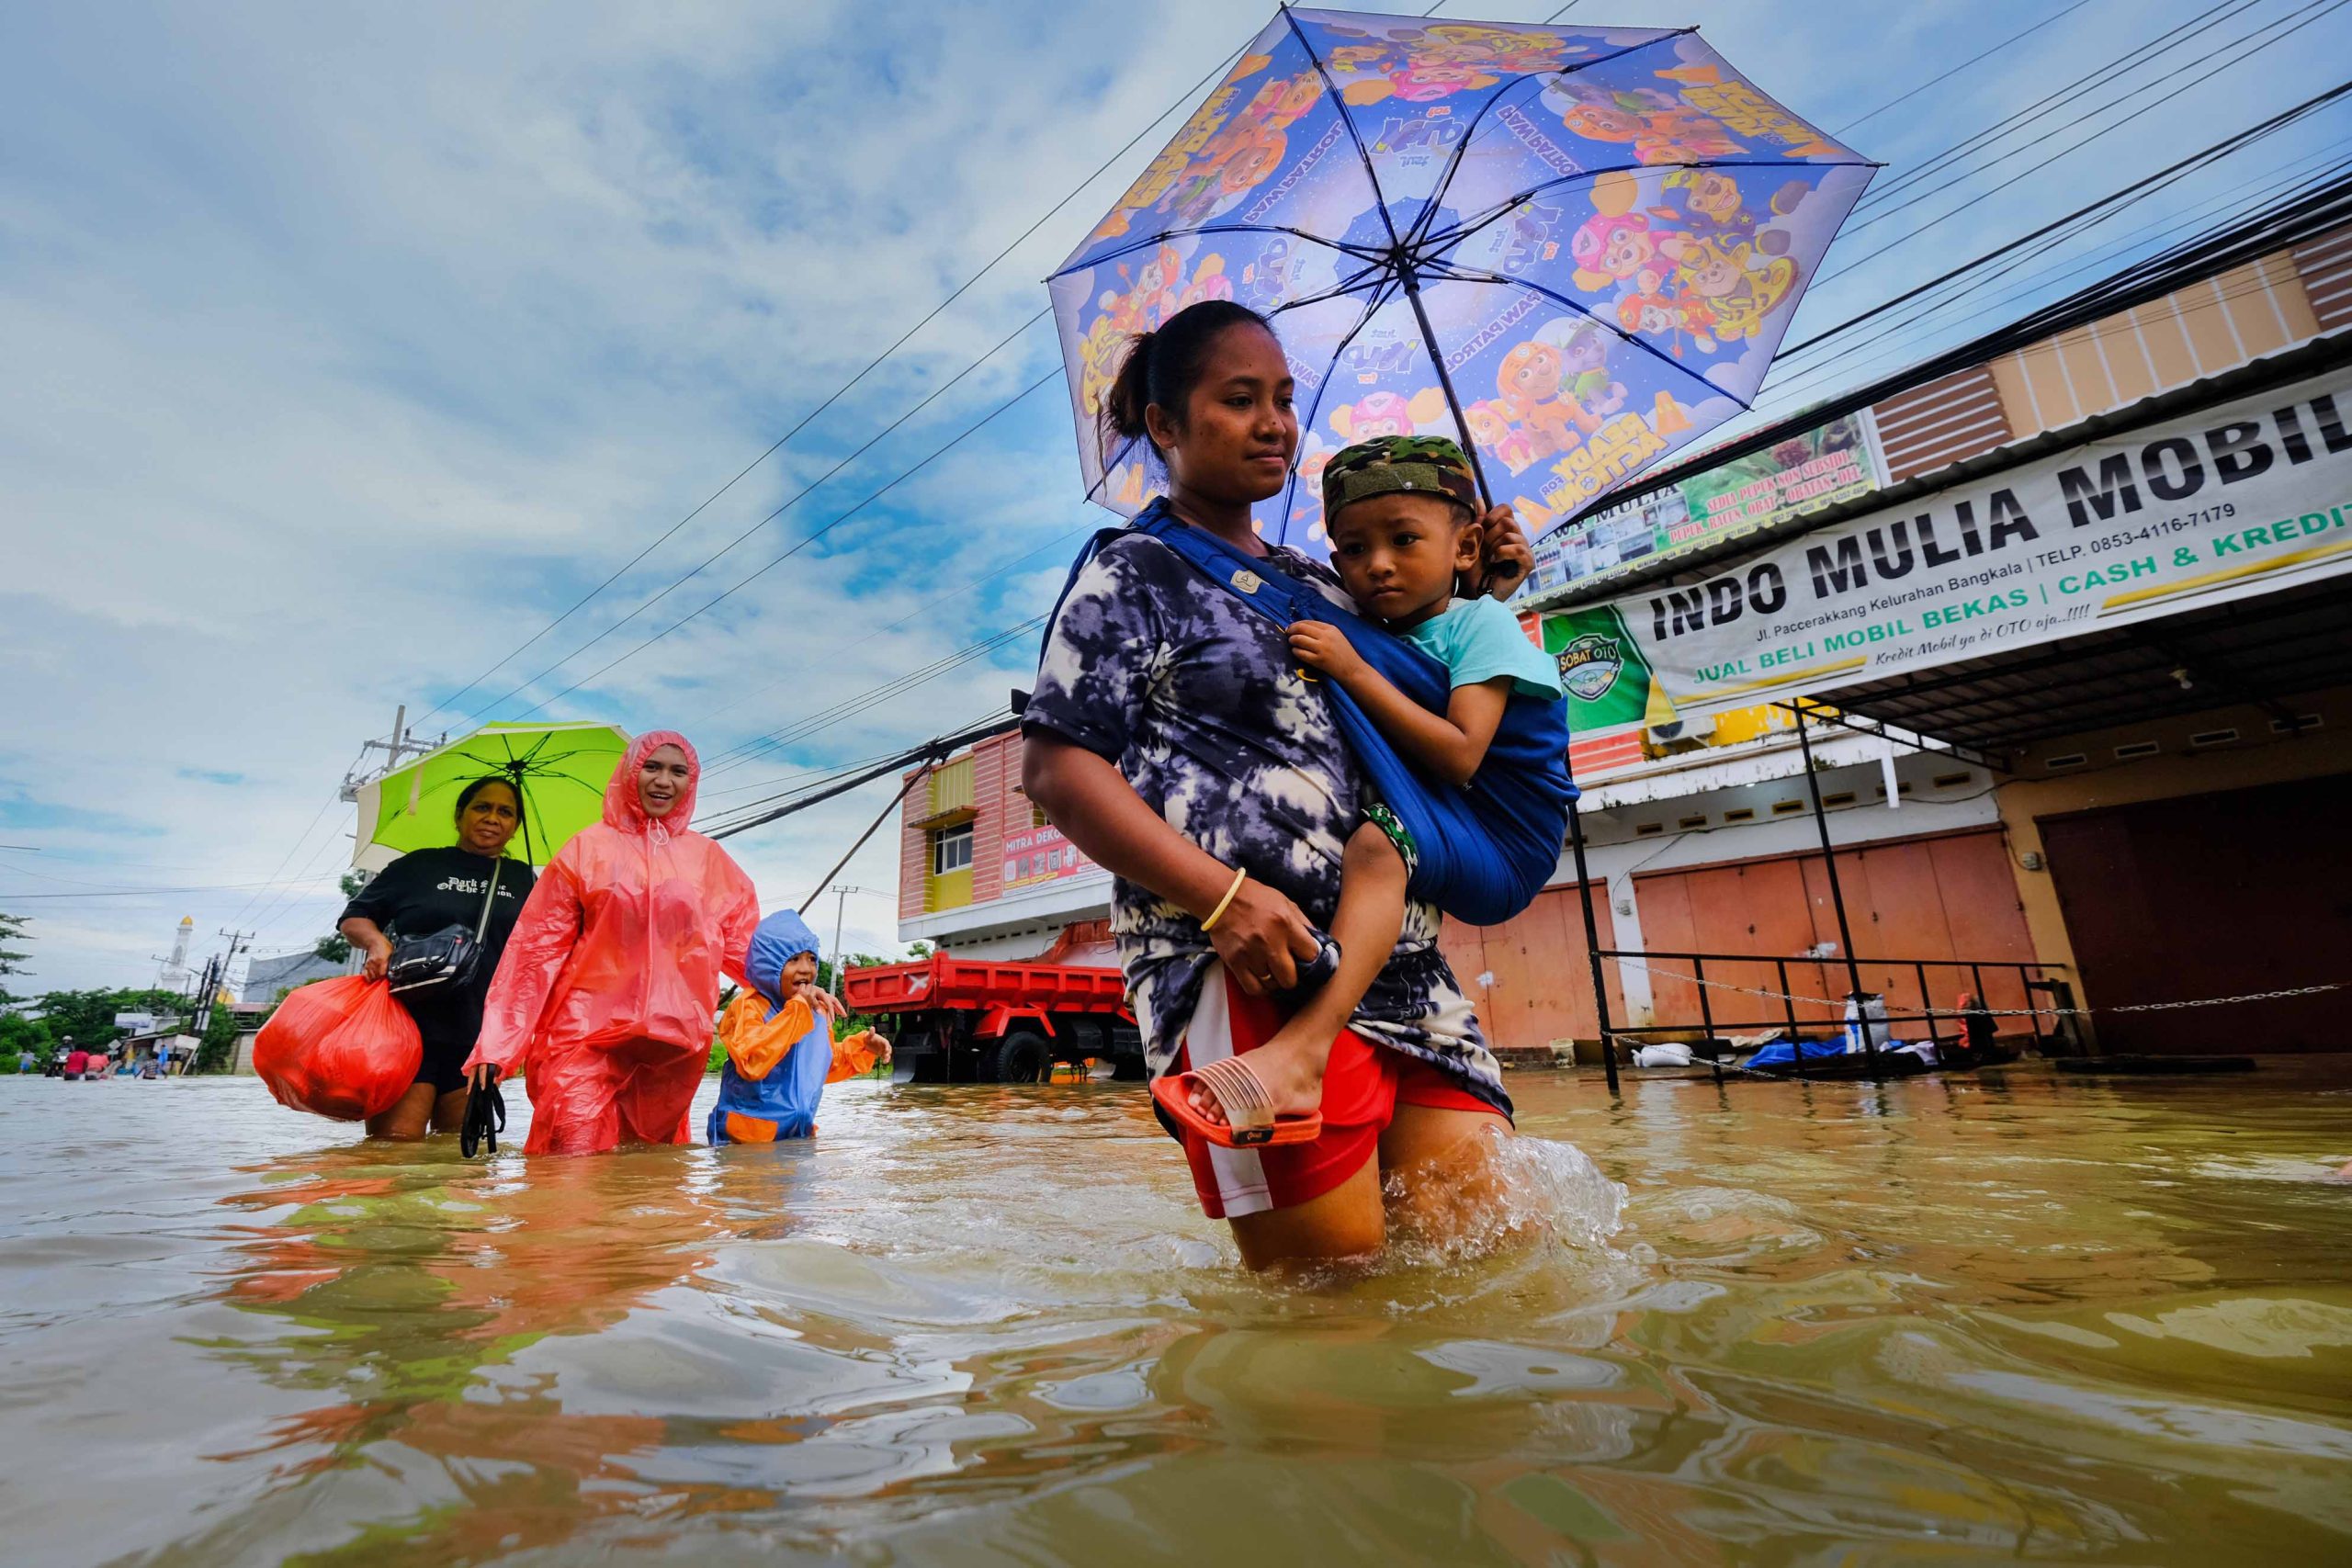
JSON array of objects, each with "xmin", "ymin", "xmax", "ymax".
[{"xmin": 254, "ymin": 976, "xmax": 423, "ymax": 1121}]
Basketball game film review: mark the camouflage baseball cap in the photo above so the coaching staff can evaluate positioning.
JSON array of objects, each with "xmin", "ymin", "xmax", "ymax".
[{"xmin": 1321, "ymin": 435, "xmax": 1480, "ymax": 521}]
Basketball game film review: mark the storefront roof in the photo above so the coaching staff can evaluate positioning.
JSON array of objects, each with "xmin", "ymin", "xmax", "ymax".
[
  {"xmin": 1816, "ymin": 569, "xmax": 2350, "ymax": 756},
  {"xmin": 1799, "ymin": 331, "xmax": 2352, "ymax": 758}
]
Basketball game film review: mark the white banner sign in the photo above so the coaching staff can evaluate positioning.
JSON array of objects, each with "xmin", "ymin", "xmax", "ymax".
[{"xmin": 1540, "ymin": 364, "xmax": 2352, "ymax": 723}]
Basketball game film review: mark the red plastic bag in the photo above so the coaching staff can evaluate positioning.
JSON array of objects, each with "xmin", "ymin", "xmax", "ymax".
[{"xmin": 254, "ymin": 976, "xmax": 423, "ymax": 1121}]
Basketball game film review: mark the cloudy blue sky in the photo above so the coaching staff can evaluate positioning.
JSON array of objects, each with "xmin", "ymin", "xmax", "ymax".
[{"xmin": 4, "ymin": 0, "xmax": 2346, "ymax": 993}]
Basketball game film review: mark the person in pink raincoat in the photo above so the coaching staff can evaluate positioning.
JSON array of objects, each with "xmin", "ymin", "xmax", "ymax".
[{"xmin": 463, "ymin": 730, "xmax": 760, "ymax": 1156}]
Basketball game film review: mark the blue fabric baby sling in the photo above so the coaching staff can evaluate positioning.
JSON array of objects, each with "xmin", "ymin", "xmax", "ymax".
[{"xmin": 1046, "ymin": 500, "xmax": 1577, "ymax": 929}]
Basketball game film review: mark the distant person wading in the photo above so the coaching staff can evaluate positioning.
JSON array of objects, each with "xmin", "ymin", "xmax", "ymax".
[{"xmin": 339, "ymin": 776, "xmax": 537, "ymax": 1139}]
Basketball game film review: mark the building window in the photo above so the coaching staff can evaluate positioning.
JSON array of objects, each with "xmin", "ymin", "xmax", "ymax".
[
  {"xmin": 1032, "ymin": 803, "xmax": 1051, "ymax": 829},
  {"xmin": 932, "ymin": 822, "xmax": 973, "ymax": 876}
]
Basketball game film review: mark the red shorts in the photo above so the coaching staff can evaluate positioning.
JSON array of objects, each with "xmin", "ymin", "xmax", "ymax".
[{"xmin": 1171, "ymin": 970, "xmax": 1501, "ymax": 1221}]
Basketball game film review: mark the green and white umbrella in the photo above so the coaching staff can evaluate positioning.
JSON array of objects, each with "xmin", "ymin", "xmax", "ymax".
[{"xmin": 353, "ymin": 721, "xmax": 630, "ymax": 870}]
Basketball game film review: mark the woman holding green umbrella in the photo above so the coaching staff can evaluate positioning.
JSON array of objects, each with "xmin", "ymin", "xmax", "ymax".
[{"xmin": 339, "ymin": 777, "xmax": 537, "ymax": 1140}]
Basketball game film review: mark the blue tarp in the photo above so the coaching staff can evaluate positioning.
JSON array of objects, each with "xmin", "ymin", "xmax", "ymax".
[{"xmin": 1745, "ymin": 1037, "xmax": 1848, "ymax": 1067}]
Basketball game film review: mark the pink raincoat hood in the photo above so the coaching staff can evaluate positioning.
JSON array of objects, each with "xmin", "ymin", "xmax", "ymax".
[{"xmin": 605, "ymin": 729, "xmax": 700, "ymax": 837}]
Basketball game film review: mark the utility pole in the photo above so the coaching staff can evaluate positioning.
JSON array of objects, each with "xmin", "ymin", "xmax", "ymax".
[
  {"xmin": 829, "ymin": 885, "xmax": 880, "ymax": 990},
  {"xmin": 200, "ymin": 929, "xmax": 255, "ymax": 1032},
  {"xmin": 341, "ymin": 705, "xmax": 446, "ymax": 802},
  {"xmin": 187, "ymin": 955, "xmax": 221, "ymax": 1036}
]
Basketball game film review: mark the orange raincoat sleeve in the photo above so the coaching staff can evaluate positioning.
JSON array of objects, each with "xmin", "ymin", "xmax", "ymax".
[
  {"xmin": 465, "ymin": 847, "xmax": 584, "ymax": 1078},
  {"xmin": 828, "ymin": 1029, "xmax": 885, "ymax": 1083},
  {"xmin": 718, "ymin": 994, "xmax": 814, "ymax": 1081}
]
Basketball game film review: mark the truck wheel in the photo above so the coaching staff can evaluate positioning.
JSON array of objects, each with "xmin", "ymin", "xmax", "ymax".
[
  {"xmin": 988, "ymin": 1030, "xmax": 1052, "ymax": 1084},
  {"xmin": 1107, "ymin": 1021, "xmax": 1148, "ymax": 1081}
]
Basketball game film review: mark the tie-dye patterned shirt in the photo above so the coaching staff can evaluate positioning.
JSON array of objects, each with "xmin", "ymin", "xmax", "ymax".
[{"xmin": 1024, "ymin": 506, "xmax": 1510, "ymax": 1119}]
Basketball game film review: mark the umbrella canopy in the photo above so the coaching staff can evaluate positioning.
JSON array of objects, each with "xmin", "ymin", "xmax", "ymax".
[
  {"xmin": 353, "ymin": 720, "xmax": 630, "ymax": 871},
  {"xmin": 1051, "ymin": 8, "xmax": 1873, "ymax": 552}
]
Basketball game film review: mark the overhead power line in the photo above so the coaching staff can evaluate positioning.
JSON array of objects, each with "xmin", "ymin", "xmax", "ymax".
[
  {"xmin": 1831, "ymin": 0, "xmax": 2102, "ymax": 135},
  {"xmin": 700, "ymin": 616, "xmax": 1050, "ymax": 794},
  {"xmin": 418, "ymin": 39, "xmax": 1260, "ymax": 730},
  {"xmin": 513, "ymin": 372, "xmax": 1061, "ymax": 720},
  {"xmin": 692, "ymin": 521, "xmax": 1088, "ymax": 773},
  {"xmin": 447, "ymin": 5, "xmax": 2213, "ymax": 730},
  {"xmin": 1769, "ymin": 139, "xmax": 2352, "ymax": 405},
  {"xmin": 706, "ymin": 715, "xmax": 1023, "ymax": 844},
  {"xmin": 228, "ymin": 0, "xmax": 2324, "ymax": 918},
  {"xmin": 469, "ymin": 308, "xmax": 1052, "ymax": 722},
  {"xmin": 656, "ymin": 11, "xmax": 2352, "ymax": 802},
  {"xmin": 1743, "ymin": 140, "xmax": 2352, "ymax": 419},
  {"xmin": 0, "ymin": 879, "xmax": 326, "ymax": 902},
  {"xmin": 419, "ymin": 0, "xmax": 1668, "ymax": 733},
  {"xmin": 1846, "ymin": 0, "xmax": 2256, "ymax": 216},
  {"xmin": 1830, "ymin": 0, "xmax": 2345, "ymax": 270},
  {"xmin": 1782, "ymin": 78, "xmax": 2352, "ymax": 358},
  {"xmin": 213, "ymin": 748, "xmax": 366, "ymax": 937}
]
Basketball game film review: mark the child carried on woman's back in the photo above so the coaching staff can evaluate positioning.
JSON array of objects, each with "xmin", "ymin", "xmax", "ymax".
[
  {"xmin": 708, "ymin": 909, "xmax": 889, "ymax": 1145},
  {"xmin": 1165, "ymin": 436, "xmax": 1566, "ymax": 1145}
]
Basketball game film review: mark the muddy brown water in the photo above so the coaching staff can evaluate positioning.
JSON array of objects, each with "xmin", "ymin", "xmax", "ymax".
[{"xmin": 2, "ymin": 1062, "xmax": 2347, "ymax": 1565}]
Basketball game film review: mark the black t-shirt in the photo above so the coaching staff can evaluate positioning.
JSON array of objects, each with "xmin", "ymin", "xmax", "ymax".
[{"xmin": 341, "ymin": 847, "xmax": 537, "ymax": 1047}]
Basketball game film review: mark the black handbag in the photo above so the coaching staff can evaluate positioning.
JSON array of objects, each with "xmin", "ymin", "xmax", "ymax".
[{"xmin": 386, "ymin": 859, "xmax": 503, "ymax": 997}]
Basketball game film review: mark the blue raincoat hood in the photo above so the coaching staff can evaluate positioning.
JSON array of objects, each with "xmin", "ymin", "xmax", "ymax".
[{"xmin": 745, "ymin": 908, "xmax": 820, "ymax": 1019}]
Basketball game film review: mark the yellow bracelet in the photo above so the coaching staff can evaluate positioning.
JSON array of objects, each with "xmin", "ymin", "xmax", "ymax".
[{"xmin": 1199, "ymin": 866, "xmax": 1249, "ymax": 932}]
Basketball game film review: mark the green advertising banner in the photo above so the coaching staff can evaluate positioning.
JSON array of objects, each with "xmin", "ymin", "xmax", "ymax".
[{"xmin": 1528, "ymin": 411, "xmax": 1884, "ymax": 595}]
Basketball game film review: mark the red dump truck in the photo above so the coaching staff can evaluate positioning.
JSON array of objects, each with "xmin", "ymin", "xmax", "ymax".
[{"xmin": 842, "ymin": 953, "xmax": 1143, "ymax": 1084}]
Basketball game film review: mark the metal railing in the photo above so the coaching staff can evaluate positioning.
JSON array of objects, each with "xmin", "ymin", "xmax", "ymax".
[{"xmin": 1590, "ymin": 949, "xmax": 2072, "ymax": 1084}]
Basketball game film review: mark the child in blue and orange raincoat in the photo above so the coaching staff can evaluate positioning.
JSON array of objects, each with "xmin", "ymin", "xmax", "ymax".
[{"xmin": 707, "ymin": 910, "xmax": 886, "ymax": 1144}]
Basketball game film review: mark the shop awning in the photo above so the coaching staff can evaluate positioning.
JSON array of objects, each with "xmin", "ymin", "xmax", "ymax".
[{"xmin": 1814, "ymin": 570, "xmax": 2351, "ymax": 755}]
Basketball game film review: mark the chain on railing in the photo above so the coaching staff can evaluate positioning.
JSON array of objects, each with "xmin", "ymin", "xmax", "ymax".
[{"xmin": 1608, "ymin": 957, "xmax": 2342, "ymax": 1020}]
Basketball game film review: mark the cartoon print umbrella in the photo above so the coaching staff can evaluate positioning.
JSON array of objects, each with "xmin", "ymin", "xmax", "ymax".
[
  {"xmin": 1050, "ymin": 7, "xmax": 1874, "ymax": 552},
  {"xmin": 352, "ymin": 720, "xmax": 630, "ymax": 870}
]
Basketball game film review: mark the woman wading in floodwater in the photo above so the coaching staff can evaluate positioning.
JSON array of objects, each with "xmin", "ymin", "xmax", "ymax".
[
  {"xmin": 339, "ymin": 777, "xmax": 536, "ymax": 1140},
  {"xmin": 1023, "ymin": 300, "xmax": 1533, "ymax": 1269},
  {"xmin": 464, "ymin": 731, "xmax": 763, "ymax": 1156}
]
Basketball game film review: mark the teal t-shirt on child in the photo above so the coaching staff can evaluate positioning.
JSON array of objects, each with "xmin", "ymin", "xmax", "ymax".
[{"xmin": 1400, "ymin": 595, "xmax": 1564, "ymax": 699}]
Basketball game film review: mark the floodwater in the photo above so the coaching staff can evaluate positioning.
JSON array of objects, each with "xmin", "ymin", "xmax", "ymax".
[{"xmin": 4, "ymin": 1064, "xmax": 2349, "ymax": 1566}]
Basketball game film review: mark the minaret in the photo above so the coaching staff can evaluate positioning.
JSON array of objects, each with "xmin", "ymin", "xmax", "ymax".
[{"xmin": 163, "ymin": 916, "xmax": 195, "ymax": 994}]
